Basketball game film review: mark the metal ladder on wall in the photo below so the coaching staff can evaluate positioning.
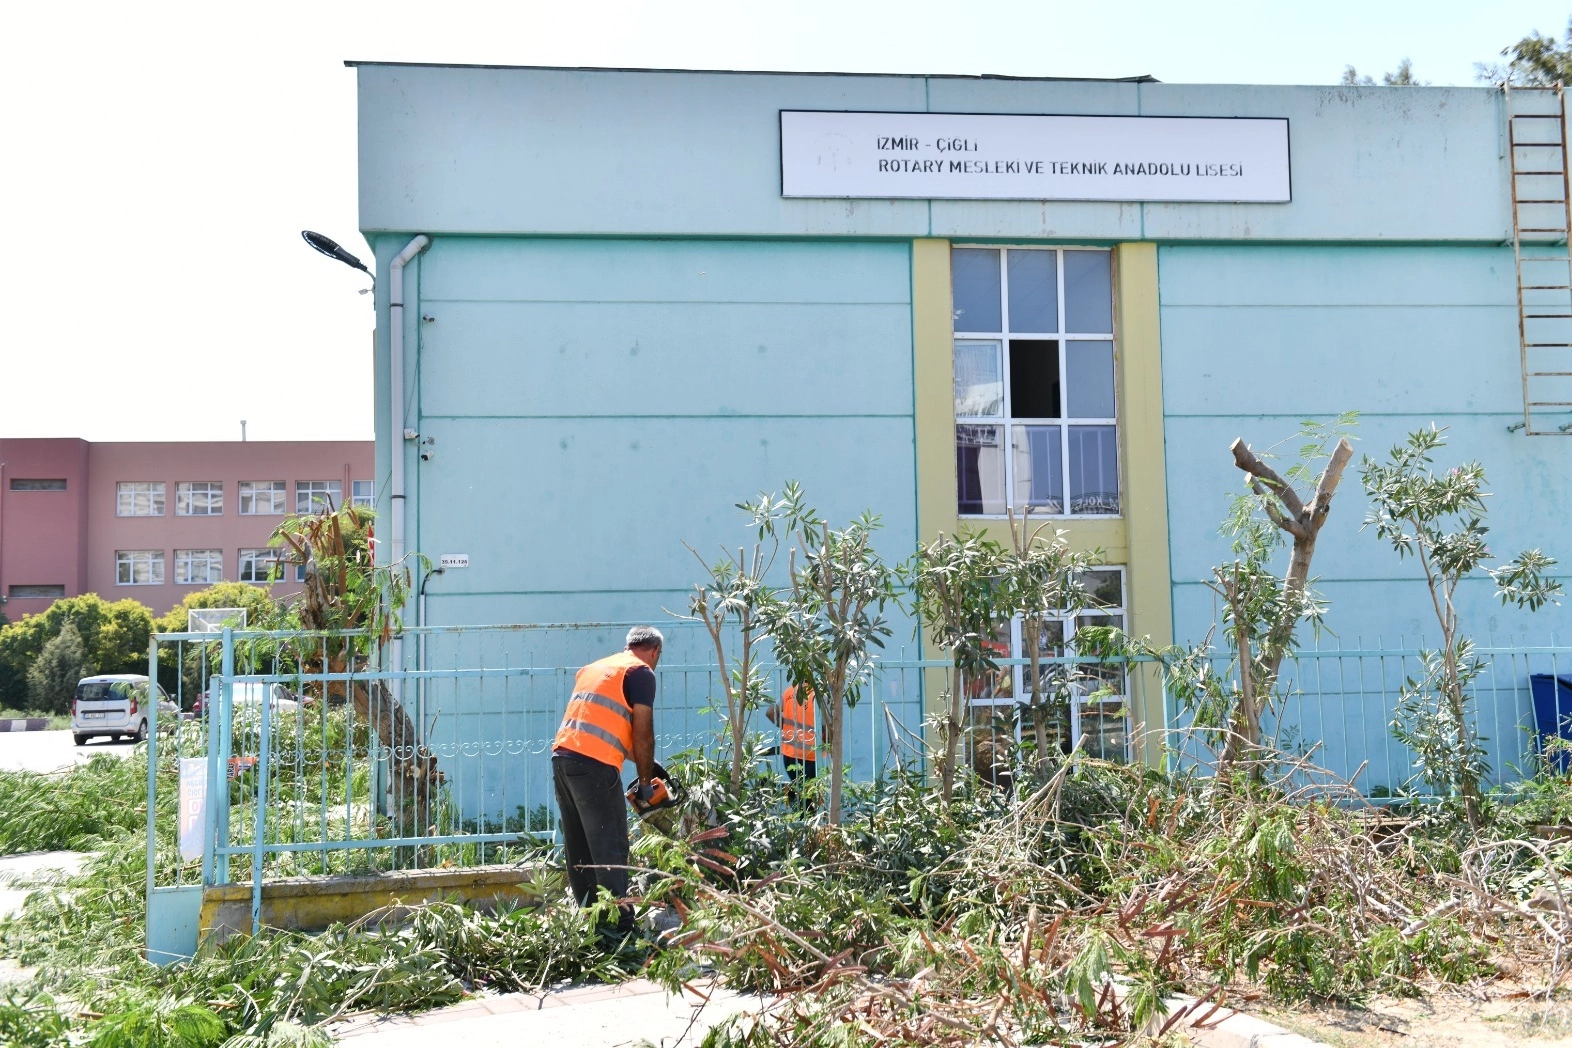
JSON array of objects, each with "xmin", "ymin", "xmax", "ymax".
[{"xmin": 1506, "ymin": 84, "xmax": 1572, "ymax": 435}]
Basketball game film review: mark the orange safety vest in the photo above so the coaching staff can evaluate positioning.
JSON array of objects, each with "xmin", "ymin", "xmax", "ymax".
[
  {"xmin": 780, "ymin": 684, "xmax": 817, "ymax": 761},
  {"xmin": 554, "ymin": 651, "xmax": 644, "ymax": 768}
]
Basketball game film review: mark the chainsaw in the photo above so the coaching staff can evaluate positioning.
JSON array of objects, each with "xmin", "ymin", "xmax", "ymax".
[{"xmin": 626, "ymin": 760, "xmax": 686, "ymax": 835}]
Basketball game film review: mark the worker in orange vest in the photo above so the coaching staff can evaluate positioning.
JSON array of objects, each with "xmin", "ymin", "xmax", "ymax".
[
  {"xmin": 766, "ymin": 681, "xmax": 817, "ymax": 797},
  {"xmin": 552, "ymin": 626, "xmax": 662, "ymax": 934}
]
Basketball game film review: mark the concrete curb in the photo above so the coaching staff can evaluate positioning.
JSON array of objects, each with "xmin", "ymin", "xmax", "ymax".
[
  {"xmin": 0, "ymin": 719, "xmax": 52, "ymax": 732},
  {"xmin": 1147, "ymin": 992, "xmax": 1332, "ymax": 1048}
]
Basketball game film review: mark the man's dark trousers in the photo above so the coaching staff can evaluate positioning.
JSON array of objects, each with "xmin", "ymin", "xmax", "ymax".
[{"xmin": 552, "ymin": 754, "xmax": 633, "ymax": 931}]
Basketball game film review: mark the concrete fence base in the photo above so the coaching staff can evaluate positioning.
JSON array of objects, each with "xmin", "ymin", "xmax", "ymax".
[{"xmin": 198, "ymin": 861, "xmax": 561, "ymax": 942}]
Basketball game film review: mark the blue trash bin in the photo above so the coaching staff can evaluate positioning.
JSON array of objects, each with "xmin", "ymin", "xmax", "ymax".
[{"xmin": 1530, "ymin": 674, "xmax": 1572, "ymax": 773}]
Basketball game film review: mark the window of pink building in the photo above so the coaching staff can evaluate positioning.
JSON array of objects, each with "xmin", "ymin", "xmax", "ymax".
[
  {"xmin": 238, "ymin": 482, "xmax": 286, "ymax": 515},
  {"xmin": 175, "ymin": 549, "xmax": 223, "ymax": 585},
  {"xmin": 176, "ymin": 482, "xmax": 223, "ymax": 516},
  {"xmin": 296, "ymin": 480, "xmax": 342, "ymax": 514},
  {"xmin": 116, "ymin": 482, "xmax": 166, "ymax": 516},
  {"xmin": 116, "ymin": 550, "xmax": 165, "ymax": 585},
  {"xmin": 238, "ymin": 548, "xmax": 280, "ymax": 583}
]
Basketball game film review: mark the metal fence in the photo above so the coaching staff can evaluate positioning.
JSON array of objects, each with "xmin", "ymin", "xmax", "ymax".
[
  {"xmin": 142, "ymin": 623, "xmax": 1572, "ymax": 959},
  {"xmin": 1160, "ymin": 639, "xmax": 1572, "ymax": 798},
  {"xmin": 144, "ymin": 621, "xmax": 942, "ymax": 956}
]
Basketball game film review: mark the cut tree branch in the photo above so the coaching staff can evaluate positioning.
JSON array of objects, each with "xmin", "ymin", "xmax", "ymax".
[{"xmin": 1231, "ymin": 439, "xmax": 1306, "ymax": 520}]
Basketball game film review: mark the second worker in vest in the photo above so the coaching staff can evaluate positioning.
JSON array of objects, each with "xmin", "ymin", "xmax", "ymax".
[
  {"xmin": 765, "ymin": 682, "xmax": 817, "ymax": 801},
  {"xmin": 552, "ymin": 626, "xmax": 663, "ymax": 937}
]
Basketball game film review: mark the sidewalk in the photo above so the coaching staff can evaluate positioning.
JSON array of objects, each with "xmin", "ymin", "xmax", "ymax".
[
  {"xmin": 0, "ymin": 850, "xmax": 87, "ymax": 986},
  {"xmin": 330, "ymin": 977, "xmax": 772, "ymax": 1048}
]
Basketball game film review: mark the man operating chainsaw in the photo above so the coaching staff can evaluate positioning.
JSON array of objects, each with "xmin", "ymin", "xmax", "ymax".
[{"xmin": 552, "ymin": 625, "xmax": 662, "ymax": 935}]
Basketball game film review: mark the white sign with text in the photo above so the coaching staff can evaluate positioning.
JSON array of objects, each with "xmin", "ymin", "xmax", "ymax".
[
  {"xmin": 780, "ymin": 110, "xmax": 1291, "ymax": 203},
  {"xmin": 178, "ymin": 758, "xmax": 208, "ymax": 862}
]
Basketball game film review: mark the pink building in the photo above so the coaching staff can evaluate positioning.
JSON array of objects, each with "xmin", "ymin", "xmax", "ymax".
[{"xmin": 0, "ymin": 439, "xmax": 373, "ymax": 622}]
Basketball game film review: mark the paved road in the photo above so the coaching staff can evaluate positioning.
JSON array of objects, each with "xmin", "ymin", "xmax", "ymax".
[{"xmin": 0, "ymin": 729, "xmax": 137, "ymax": 773}]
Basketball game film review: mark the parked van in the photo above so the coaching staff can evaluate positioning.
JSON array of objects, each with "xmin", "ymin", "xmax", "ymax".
[{"xmin": 71, "ymin": 674, "xmax": 178, "ymax": 746}]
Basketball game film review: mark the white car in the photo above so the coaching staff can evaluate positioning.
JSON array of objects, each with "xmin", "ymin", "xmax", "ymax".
[
  {"xmin": 196, "ymin": 682, "xmax": 302, "ymax": 718},
  {"xmin": 72, "ymin": 674, "xmax": 178, "ymax": 746}
]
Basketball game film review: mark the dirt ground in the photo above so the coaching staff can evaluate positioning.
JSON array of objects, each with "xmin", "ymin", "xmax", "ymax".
[{"xmin": 1256, "ymin": 990, "xmax": 1572, "ymax": 1047}]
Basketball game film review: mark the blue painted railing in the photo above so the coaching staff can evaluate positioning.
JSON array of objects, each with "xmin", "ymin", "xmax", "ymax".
[{"xmin": 142, "ymin": 623, "xmax": 1572, "ymax": 954}]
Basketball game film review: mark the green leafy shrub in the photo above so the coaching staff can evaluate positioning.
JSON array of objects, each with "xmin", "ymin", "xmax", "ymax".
[
  {"xmin": 154, "ymin": 583, "xmax": 280, "ymax": 635},
  {"xmin": 84, "ymin": 997, "xmax": 226, "ymax": 1048},
  {"xmin": 0, "ymin": 989, "xmax": 69, "ymax": 1048},
  {"xmin": 27, "ymin": 621, "xmax": 94, "ymax": 715},
  {"xmin": 0, "ymin": 594, "xmax": 155, "ymax": 708}
]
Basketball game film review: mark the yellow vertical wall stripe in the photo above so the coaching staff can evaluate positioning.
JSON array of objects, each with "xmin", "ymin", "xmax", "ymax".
[
  {"xmin": 911, "ymin": 239, "xmax": 1174, "ymax": 759},
  {"xmin": 912, "ymin": 239, "xmax": 957, "ymax": 549},
  {"xmin": 1114, "ymin": 242, "xmax": 1174, "ymax": 766}
]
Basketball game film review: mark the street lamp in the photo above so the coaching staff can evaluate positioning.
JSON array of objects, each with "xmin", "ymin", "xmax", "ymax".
[{"xmin": 301, "ymin": 230, "xmax": 373, "ymax": 292}]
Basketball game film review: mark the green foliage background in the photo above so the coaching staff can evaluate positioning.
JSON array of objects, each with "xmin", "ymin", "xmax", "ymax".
[
  {"xmin": 27, "ymin": 622, "xmax": 94, "ymax": 715},
  {"xmin": 0, "ymin": 585, "xmax": 283, "ymax": 710},
  {"xmin": 0, "ymin": 596, "xmax": 155, "ymax": 709}
]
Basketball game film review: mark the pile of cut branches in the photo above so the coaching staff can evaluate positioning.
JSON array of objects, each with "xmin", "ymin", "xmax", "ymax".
[{"xmin": 636, "ymin": 750, "xmax": 1571, "ymax": 1046}]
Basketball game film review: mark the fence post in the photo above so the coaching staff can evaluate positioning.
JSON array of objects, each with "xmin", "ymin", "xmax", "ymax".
[
  {"xmin": 145, "ymin": 636, "xmax": 159, "ymax": 911},
  {"xmin": 251, "ymin": 689, "xmax": 271, "ymax": 933},
  {"xmin": 216, "ymin": 627, "xmax": 234, "ymax": 885},
  {"xmin": 201, "ymin": 639, "xmax": 219, "ymax": 888}
]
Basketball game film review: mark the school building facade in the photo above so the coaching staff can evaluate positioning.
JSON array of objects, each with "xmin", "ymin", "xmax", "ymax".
[{"xmin": 351, "ymin": 63, "xmax": 1572, "ymax": 768}]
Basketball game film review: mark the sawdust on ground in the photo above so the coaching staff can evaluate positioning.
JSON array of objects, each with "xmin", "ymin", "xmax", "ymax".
[{"xmin": 1257, "ymin": 990, "xmax": 1572, "ymax": 1047}]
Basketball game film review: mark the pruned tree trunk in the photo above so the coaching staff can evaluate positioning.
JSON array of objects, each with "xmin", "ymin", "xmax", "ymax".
[
  {"xmin": 943, "ymin": 669, "xmax": 965, "ymax": 804},
  {"xmin": 1229, "ymin": 436, "xmax": 1354, "ymax": 696},
  {"xmin": 1219, "ymin": 565, "xmax": 1260, "ymax": 770},
  {"xmin": 294, "ymin": 556, "xmax": 440, "ymax": 834},
  {"xmin": 1022, "ymin": 617, "xmax": 1050, "ymax": 772},
  {"xmin": 1205, "ymin": 435, "xmax": 1353, "ymax": 773},
  {"xmin": 825, "ymin": 668, "xmax": 848, "ymax": 824}
]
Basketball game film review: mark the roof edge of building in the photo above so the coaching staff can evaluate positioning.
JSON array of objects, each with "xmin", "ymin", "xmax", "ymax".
[{"xmin": 341, "ymin": 59, "xmax": 1161, "ymax": 84}]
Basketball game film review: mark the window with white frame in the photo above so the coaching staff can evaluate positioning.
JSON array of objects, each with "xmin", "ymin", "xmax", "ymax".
[
  {"xmin": 116, "ymin": 550, "xmax": 165, "ymax": 585},
  {"xmin": 174, "ymin": 549, "xmax": 223, "ymax": 585},
  {"xmin": 238, "ymin": 481, "xmax": 286, "ymax": 515},
  {"xmin": 237, "ymin": 548, "xmax": 280, "ymax": 583},
  {"xmin": 964, "ymin": 567, "xmax": 1130, "ymax": 763},
  {"xmin": 176, "ymin": 481, "xmax": 223, "ymax": 516},
  {"xmin": 115, "ymin": 482, "xmax": 165, "ymax": 517},
  {"xmin": 350, "ymin": 480, "xmax": 374, "ymax": 509},
  {"xmin": 952, "ymin": 247, "xmax": 1118, "ymax": 517},
  {"xmin": 296, "ymin": 480, "xmax": 342, "ymax": 515}
]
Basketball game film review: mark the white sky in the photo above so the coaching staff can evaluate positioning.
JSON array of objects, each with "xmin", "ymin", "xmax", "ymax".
[{"xmin": 2, "ymin": 0, "xmax": 1566, "ymax": 442}]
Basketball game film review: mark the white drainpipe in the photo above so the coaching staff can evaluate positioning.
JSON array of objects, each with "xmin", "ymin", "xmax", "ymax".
[
  {"xmin": 388, "ymin": 234, "xmax": 431, "ymax": 575},
  {"xmin": 386, "ymin": 235, "xmax": 431, "ymax": 692}
]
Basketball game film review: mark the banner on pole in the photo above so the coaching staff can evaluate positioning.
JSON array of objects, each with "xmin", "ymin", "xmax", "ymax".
[{"xmin": 178, "ymin": 758, "xmax": 208, "ymax": 862}]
